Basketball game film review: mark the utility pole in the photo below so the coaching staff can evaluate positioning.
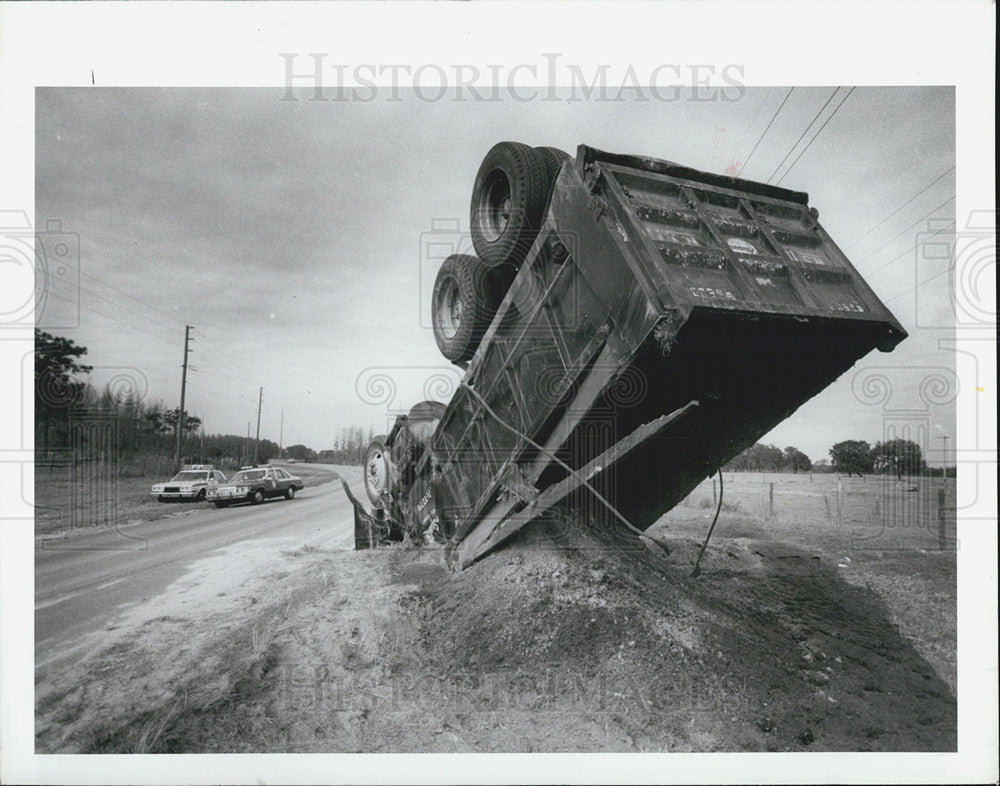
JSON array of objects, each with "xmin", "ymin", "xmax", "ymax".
[
  {"xmin": 253, "ymin": 387, "xmax": 263, "ymax": 465},
  {"xmin": 279, "ymin": 410, "xmax": 284, "ymax": 460},
  {"xmin": 173, "ymin": 326, "xmax": 192, "ymax": 473},
  {"xmin": 244, "ymin": 421, "xmax": 251, "ymax": 465},
  {"xmin": 938, "ymin": 434, "xmax": 949, "ymax": 485}
]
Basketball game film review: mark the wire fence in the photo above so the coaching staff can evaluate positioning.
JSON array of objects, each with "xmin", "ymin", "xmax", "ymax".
[{"xmin": 676, "ymin": 472, "xmax": 957, "ymax": 552}]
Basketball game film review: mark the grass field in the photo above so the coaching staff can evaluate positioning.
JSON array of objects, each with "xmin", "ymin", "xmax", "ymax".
[
  {"xmin": 651, "ymin": 471, "xmax": 957, "ymax": 694},
  {"xmin": 669, "ymin": 471, "xmax": 957, "ymax": 552}
]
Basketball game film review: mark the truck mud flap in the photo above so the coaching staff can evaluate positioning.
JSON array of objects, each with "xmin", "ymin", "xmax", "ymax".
[{"xmin": 340, "ymin": 478, "xmax": 384, "ymax": 550}]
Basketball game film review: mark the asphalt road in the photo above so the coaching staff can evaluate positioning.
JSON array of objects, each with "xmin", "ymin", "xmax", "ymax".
[{"xmin": 35, "ymin": 465, "xmax": 359, "ymax": 670}]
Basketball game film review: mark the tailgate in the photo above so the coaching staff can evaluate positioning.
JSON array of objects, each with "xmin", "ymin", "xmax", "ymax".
[{"xmin": 582, "ymin": 145, "xmax": 906, "ymax": 350}]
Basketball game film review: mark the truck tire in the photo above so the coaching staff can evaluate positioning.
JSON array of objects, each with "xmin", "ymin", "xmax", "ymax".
[
  {"xmin": 432, "ymin": 253, "xmax": 500, "ymax": 363},
  {"xmin": 471, "ymin": 142, "xmax": 549, "ymax": 270},
  {"xmin": 364, "ymin": 436, "xmax": 393, "ymax": 509},
  {"xmin": 535, "ymin": 146, "xmax": 570, "ymax": 192}
]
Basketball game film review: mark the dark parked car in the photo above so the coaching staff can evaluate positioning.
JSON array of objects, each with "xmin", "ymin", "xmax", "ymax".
[{"xmin": 209, "ymin": 466, "xmax": 303, "ymax": 508}]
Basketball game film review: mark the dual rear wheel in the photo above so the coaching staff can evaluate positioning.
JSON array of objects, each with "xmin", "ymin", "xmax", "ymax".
[{"xmin": 431, "ymin": 142, "xmax": 569, "ymax": 363}]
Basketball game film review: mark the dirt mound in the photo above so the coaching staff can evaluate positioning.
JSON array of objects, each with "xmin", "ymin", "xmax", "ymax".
[
  {"xmin": 42, "ymin": 507, "xmax": 954, "ymax": 753},
  {"xmin": 389, "ymin": 510, "xmax": 955, "ymax": 751}
]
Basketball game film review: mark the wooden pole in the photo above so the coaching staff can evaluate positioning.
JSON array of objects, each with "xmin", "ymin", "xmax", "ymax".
[
  {"xmin": 769, "ymin": 482, "xmax": 774, "ymax": 518},
  {"xmin": 253, "ymin": 387, "xmax": 263, "ymax": 465},
  {"xmin": 172, "ymin": 325, "xmax": 191, "ymax": 473},
  {"xmin": 837, "ymin": 481, "xmax": 843, "ymax": 527},
  {"xmin": 937, "ymin": 488, "xmax": 947, "ymax": 549}
]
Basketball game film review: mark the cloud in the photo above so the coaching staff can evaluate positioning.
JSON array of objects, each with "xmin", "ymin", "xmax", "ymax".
[{"xmin": 36, "ymin": 86, "xmax": 956, "ymax": 453}]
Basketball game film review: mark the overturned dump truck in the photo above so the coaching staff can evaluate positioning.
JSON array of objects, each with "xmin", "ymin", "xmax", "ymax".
[{"xmin": 341, "ymin": 143, "xmax": 907, "ymax": 570}]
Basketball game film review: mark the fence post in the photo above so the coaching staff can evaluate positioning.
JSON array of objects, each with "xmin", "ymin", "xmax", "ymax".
[
  {"xmin": 769, "ymin": 483, "xmax": 774, "ymax": 518},
  {"xmin": 937, "ymin": 488, "xmax": 947, "ymax": 550},
  {"xmin": 837, "ymin": 481, "xmax": 843, "ymax": 527}
]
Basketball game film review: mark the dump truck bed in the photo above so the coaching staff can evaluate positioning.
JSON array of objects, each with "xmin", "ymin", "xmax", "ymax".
[{"xmin": 423, "ymin": 145, "xmax": 906, "ymax": 567}]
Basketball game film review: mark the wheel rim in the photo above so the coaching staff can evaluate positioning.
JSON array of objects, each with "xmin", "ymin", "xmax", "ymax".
[
  {"xmin": 478, "ymin": 168, "xmax": 513, "ymax": 242},
  {"xmin": 365, "ymin": 448, "xmax": 389, "ymax": 502},
  {"xmin": 436, "ymin": 277, "xmax": 462, "ymax": 340},
  {"xmin": 288, "ymin": 488, "xmax": 295, "ymax": 498}
]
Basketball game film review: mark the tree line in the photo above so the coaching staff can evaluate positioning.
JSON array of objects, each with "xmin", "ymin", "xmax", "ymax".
[
  {"xmin": 37, "ymin": 331, "xmax": 946, "ymax": 480},
  {"xmin": 724, "ymin": 443, "xmax": 812, "ymax": 473},
  {"xmin": 827, "ymin": 438, "xmax": 932, "ymax": 479},
  {"xmin": 281, "ymin": 427, "xmax": 376, "ymax": 466},
  {"xmin": 34, "ymin": 331, "xmax": 369, "ymax": 475},
  {"xmin": 725, "ymin": 437, "xmax": 937, "ymax": 479}
]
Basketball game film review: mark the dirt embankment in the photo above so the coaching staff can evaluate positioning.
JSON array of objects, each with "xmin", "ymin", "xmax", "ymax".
[{"xmin": 37, "ymin": 504, "xmax": 955, "ymax": 753}]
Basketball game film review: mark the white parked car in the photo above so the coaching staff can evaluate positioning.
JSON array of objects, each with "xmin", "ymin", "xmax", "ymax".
[{"xmin": 151, "ymin": 465, "xmax": 227, "ymax": 502}]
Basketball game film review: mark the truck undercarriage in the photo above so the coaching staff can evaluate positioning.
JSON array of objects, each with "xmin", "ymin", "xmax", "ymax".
[{"xmin": 342, "ymin": 143, "xmax": 907, "ymax": 569}]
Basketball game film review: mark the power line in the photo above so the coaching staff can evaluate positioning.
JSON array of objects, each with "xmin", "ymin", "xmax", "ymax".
[
  {"xmin": 43, "ymin": 289, "xmax": 179, "ymax": 347},
  {"xmin": 185, "ymin": 378, "xmax": 251, "ymax": 405},
  {"xmin": 729, "ymin": 88, "xmax": 774, "ymax": 169},
  {"xmin": 845, "ymin": 166, "xmax": 956, "ymax": 251},
  {"xmin": 78, "ymin": 349, "xmax": 173, "ymax": 383},
  {"xmin": 775, "ymin": 86, "xmax": 856, "ymax": 185},
  {"xmin": 48, "ymin": 274, "xmax": 260, "ymax": 384},
  {"xmin": 78, "ymin": 269, "xmax": 189, "ymax": 328},
  {"xmin": 74, "ymin": 275, "xmax": 269, "ymax": 386},
  {"xmin": 46, "ymin": 291, "xmax": 267, "ymax": 409},
  {"xmin": 192, "ymin": 365, "xmax": 256, "ymax": 388},
  {"xmin": 884, "ymin": 266, "xmax": 950, "ymax": 304},
  {"xmin": 190, "ymin": 328, "xmax": 267, "ymax": 389},
  {"xmin": 865, "ymin": 219, "xmax": 956, "ymax": 278},
  {"xmin": 856, "ymin": 195, "xmax": 955, "ymax": 266},
  {"xmin": 736, "ymin": 87, "xmax": 795, "ymax": 177},
  {"xmin": 77, "ymin": 282, "xmax": 184, "ymax": 340},
  {"xmin": 766, "ymin": 87, "xmax": 839, "ymax": 184},
  {"xmin": 73, "ymin": 275, "xmax": 265, "ymax": 386}
]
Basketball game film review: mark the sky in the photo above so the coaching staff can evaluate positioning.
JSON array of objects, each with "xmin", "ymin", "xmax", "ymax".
[{"xmin": 34, "ymin": 85, "xmax": 958, "ymax": 462}]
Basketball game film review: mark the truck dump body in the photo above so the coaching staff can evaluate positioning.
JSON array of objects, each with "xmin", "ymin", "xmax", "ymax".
[{"xmin": 356, "ymin": 144, "xmax": 907, "ymax": 568}]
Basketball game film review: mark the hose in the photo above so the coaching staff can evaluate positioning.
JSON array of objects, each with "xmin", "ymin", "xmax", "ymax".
[{"xmin": 691, "ymin": 468, "xmax": 724, "ymax": 578}]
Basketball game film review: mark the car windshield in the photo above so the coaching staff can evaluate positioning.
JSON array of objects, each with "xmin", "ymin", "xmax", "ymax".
[
  {"xmin": 171, "ymin": 471, "xmax": 209, "ymax": 482},
  {"xmin": 232, "ymin": 470, "xmax": 266, "ymax": 482}
]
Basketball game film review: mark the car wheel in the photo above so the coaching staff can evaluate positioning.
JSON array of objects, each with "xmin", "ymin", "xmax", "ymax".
[
  {"xmin": 157, "ymin": 495, "xmax": 165, "ymax": 502},
  {"xmin": 251, "ymin": 489, "xmax": 265, "ymax": 505},
  {"xmin": 196, "ymin": 489, "xmax": 206, "ymax": 501},
  {"xmin": 471, "ymin": 141, "xmax": 549, "ymax": 270},
  {"xmin": 214, "ymin": 500, "xmax": 229, "ymax": 508},
  {"xmin": 432, "ymin": 253, "xmax": 502, "ymax": 363},
  {"xmin": 285, "ymin": 487, "xmax": 296, "ymax": 500}
]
